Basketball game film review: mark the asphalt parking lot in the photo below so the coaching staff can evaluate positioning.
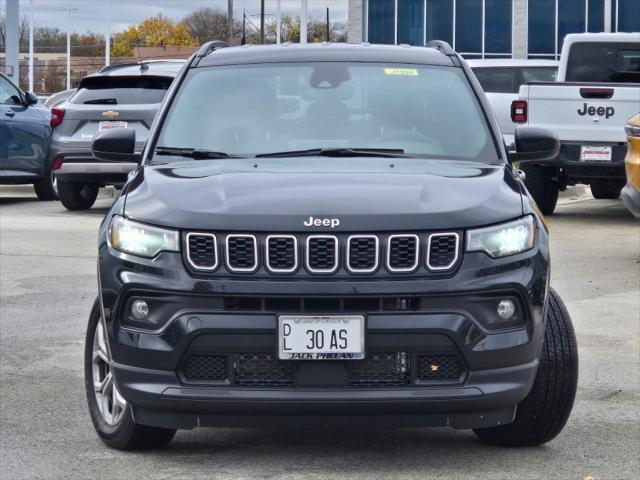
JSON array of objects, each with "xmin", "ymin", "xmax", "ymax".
[{"xmin": 1, "ymin": 187, "xmax": 638, "ymax": 480}]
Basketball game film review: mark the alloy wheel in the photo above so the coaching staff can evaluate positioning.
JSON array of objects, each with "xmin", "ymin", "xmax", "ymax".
[{"xmin": 92, "ymin": 320, "xmax": 127, "ymax": 425}]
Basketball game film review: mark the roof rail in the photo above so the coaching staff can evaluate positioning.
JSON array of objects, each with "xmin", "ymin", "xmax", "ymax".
[
  {"xmin": 425, "ymin": 40, "xmax": 460, "ymax": 66},
  {"xmin": 425, "ymin": 40, "xmax": 456, "ymax": 56},
  {"xmin": 192, "ymin": 40, "xmax": 229, "ymax": 66}
]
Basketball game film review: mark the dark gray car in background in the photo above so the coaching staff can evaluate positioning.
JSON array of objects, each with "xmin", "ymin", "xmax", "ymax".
[{"xmin": 51, "ymin": 60, "xmax": 184, "ymax": 210}]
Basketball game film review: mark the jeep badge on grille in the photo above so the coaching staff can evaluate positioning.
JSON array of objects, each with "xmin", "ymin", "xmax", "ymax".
[{"xmin": 303, "ymin": 216, "xmax": 340, "ymax": 228}]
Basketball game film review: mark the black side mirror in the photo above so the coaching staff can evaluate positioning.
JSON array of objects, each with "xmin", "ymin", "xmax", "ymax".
[
  {"xmin": 509, "ymin": 126, "xmax": 560, "ymax": 163},
  {"xmin": 25, "ymin": 91, "xmax": 39, "ymax": 106},
  {"xmin": 92, "ymin": 128, "xmax": 137, "ymax": 162}
]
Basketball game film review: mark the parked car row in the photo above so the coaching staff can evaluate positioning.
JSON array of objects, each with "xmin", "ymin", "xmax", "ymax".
[{"xmin": 0, "ymin": 60, "xmax": 184, "ymax": 209}]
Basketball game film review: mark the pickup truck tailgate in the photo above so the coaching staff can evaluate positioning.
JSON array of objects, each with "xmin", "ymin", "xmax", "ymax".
[{"xmin": 520, "ymin": 82, "xmax": 640, "ymax": 143}]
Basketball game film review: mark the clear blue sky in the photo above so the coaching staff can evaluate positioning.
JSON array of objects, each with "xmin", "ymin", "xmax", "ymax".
[{"xmin": 6, "ymin": 0, "xmax": 348, "ymax": 34}]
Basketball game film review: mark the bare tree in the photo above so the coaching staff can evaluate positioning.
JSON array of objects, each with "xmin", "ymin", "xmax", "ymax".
[
  {"xmin": 182, "ymin": 7, "xmax": 230, "ymax": 45},
  {"xmin": 0, "ymin": 13, "xmax": 30, "ymax": 50}
]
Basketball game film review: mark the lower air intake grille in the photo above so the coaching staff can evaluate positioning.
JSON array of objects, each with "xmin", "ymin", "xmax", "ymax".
[
  {"xmin": 179, "ymin": 352, "xmax": 465, "ymax": 386},
  {"xmin": 235, "ymin": 353, "xmax": 297, "ymax": 387},
  {"xmin": 347, "ymin": 353, "xmax": 410, "ymax": 386},
  {"xmin": 427, "ymin": 234, "xmax": 459, "ymax": 270},
  {"xmin": 416, "ymin": 354, "xmax": 464, "ymax": 381},
  {"xmin": 181, "ymin": 354, "xmax": 228, "ymax": 381}
]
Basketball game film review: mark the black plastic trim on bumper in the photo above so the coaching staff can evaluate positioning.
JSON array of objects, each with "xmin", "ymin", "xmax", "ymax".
[{"xmin": 114, "ymin": 359, "xmax": 537, "ymax": 430}]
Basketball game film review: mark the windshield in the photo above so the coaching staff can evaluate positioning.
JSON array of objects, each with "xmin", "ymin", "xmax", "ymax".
[{"xmin": 154, "ymin": 62, "xmax": 497, "ymax": 162}]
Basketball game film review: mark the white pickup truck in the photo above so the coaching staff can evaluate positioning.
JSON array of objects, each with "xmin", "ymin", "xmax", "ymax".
[{"xmin": 514, "ymin": 32, "xmax": 640, "ymax": 214}]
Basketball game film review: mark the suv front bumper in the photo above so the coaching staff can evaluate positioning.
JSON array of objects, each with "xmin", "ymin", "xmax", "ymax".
[{"xmin": 99, "ymin": 226, "xmax": 549, "ymax": 430}]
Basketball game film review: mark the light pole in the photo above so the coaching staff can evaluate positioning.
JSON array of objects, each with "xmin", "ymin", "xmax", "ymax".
[
  {"xmin": 29, "ymin": 0, "xmax": 34, "ymax": 92},
  {"xmin": 64, "ymin": 7, "xmax": 79, "ymax": 90},
  {"xmin": 105, "ymin": 0, "xmax": 111, "ymax": 66}
]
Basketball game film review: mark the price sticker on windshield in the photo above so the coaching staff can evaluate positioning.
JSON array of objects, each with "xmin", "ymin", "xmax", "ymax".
[{"xmin": 384, "ymin": 68, "xmax": 418, "ymax": 76}]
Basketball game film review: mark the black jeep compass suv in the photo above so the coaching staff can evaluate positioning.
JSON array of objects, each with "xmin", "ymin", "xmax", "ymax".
[{"xmin": 85, "ymin": 41, "xmax": 578, "ymax": 450}]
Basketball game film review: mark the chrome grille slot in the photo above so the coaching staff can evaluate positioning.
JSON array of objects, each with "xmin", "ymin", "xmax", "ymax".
[
  {"xmin": 427, "ymin": 233, "xmax": 459, "ymax": 271},
  {"xmin": 266, "ymin": 235, "xmax": 298, "ymax": 273},
  {"xmin": 347, "ymin": 235, "xmax": 379, "ymax": 273},
  {"xmin": 387, "ymin": 234, "xmax": 419, "ymax": 272},
  {"xmin": 226, "ymin": 235, "xmax": 258, "ymax": 272},
  {"xmin": 306, "ymin": 235, "xmax": 339, "ymax": 273},
  {"xmin": 186, "ymin": 233, "xmax": 218, "ymax": 270}
]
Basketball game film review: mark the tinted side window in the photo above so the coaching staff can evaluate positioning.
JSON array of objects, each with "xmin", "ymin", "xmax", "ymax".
[
  {"xmin": 0, "ymin": 76, "xmax": 22, "ymax": 105},
  {"xmin": 519, "ymin": 67, "xmax": 558, "ymax": 83},
  {"xmin": 70, "ymin": 76, "xmax": 172, "ymax": 105},
  {"xmin": 566, "ymin": 42, "xmax": 640, "ymax": 82},
  {"xmin": 472, "ymin": 68, "xmax": 517, "ymax": 93}
]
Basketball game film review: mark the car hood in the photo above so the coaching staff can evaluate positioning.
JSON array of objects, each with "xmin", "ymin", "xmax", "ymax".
[{"xmin": 123, "ymin": 157, "xmax": 524, "ymax": 231}]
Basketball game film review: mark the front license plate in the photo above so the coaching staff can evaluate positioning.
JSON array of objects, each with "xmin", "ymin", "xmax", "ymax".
[
  {"xmin": 99, "ymin": 121, "xmax": 128, "ymax": 132},
  {"xmin": 581, "ymin": 145, "xmax": 612, "ymax": 162},
  {"xmin": 278, "ymin": 315, "xmax": 365, "ymax": 360}
]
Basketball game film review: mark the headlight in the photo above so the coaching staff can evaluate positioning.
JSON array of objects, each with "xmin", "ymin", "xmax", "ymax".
[
  {"xmin": 466, "ymin": 215, "xmax": 535, "ymax": 258},
  {"xmin": 109, "ymin": 215, "xmax": 179, "ymax": 258}
]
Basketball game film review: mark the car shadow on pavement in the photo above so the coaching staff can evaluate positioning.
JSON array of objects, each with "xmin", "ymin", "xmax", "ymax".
[
  {"xmin": 0, "ymin": 196, "xmax": 41, "ymax": 206},
  {"xmin": 135, "ymin": 425, "xmax": 556, "ymax": 475}
]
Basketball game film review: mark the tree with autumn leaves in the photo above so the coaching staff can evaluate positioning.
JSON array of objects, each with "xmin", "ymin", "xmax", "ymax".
[{"xmin": 112, "ymin": 14, "xmax": 195, "ymax": 57}]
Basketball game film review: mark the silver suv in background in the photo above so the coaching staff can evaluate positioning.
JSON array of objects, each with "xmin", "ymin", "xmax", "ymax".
[
  {"xmin": 467, "ymin": 59, "xmax": 558, "ymax": 147},
  {"xmin": 51, "ymin": 60, "xmax": 184, "ymax": 210}
]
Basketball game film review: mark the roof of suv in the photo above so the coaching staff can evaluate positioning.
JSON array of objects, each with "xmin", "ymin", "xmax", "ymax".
[
  {"xmin": 92, "ymin": 60, "xmax": 185, "ymax": 78},
  {"xmin": 197, "ymin": 43, "xmax": 456, "ymax": 68}
]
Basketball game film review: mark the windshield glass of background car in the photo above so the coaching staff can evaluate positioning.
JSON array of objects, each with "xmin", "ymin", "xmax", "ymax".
[
  {"xmin": 70, "ymin": 76, "xmax": 172, "ymax": 105},
  {"xmin": 155, "ymin": 63, "xmax": 497, "ymax": 161},
  {"xmin": 566, "ymin": 42, "xmax": 640, "ymax": 82}
]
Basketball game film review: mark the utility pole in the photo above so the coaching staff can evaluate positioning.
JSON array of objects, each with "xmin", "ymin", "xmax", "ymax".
[
  {"xmin": 228, "ymin": 0, "xmax": 233, "ymax": 42},
  {"xmin": 241, "ymin": 11, "xmax": 246, "ymax": 45},
  {"xmin": 276, "ymin": 0, "xmax": 281, "ymax": 44},
  {"xmin": 29, "ymin": 0, "xmax": 34, "ymax": 91},
  {"xmin": 5, "ymin": 0, "xmax": 19, "ymax": 83},
  {"xmin": 105, "ymin": 0, "xmax": 111, "ymax": 66},
  {"xmin": 300, "ymin": 0, "xmax": 308, "ymax": 44},
  {"xmin": 326, "ymin": 7, "xmax": 330, "ymax": 42},
  {"xmin": 260, "ymin": 0, "xmax": 265, "ymax": 44}
]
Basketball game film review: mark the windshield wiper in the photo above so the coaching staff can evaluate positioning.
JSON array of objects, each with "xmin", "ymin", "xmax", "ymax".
[
  {"xmin": 154, "ymin": 147, "xmax": 240, "ymax": 159},
  {"xmin": 256, "ymin": 148, "xmax": 406, "ymax": 158}
]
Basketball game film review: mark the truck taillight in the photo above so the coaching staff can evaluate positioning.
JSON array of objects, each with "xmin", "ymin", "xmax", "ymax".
[
  {"xmin": 50, "ymin": 107, "xmax": 64, "ymax": 127},
  {"xmin": 511, "ymin": 100, "xmax": 527, "ymax": 123},
  {"xmin": 52, "ymin": 156, "xmax": 64, "ymax": 170}
]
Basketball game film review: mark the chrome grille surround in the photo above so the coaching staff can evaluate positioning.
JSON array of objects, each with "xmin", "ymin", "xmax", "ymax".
[
  {"xmin": 346, "ymin": 235, "xmax": 379, "ymax": 274},
  {"xmin": 305, "ymin": 235, "xmax": 339, "ymax": 274},
  {"xmin": 185, "ymin": 232, "xmax": 218, "ymax": 271},
  {"xmin": 225, "ymin": 234, "xmax": 259, "ymax": 273},
  {"xmin": 426, "ymin": 232, "xmax": 460, "ymax": 271},
  {"xmin": 265, "ymin": 234, "xmax": 299, "ymax": 274},
  {"xmin": 386, "ymin": 234, "xmax": 420, "ymax": 273}
]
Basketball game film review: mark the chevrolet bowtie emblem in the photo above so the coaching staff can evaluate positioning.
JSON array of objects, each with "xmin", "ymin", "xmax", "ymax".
[{"xmin": 102, "ymin": 110, "xmax": 119, "ymax": 119}]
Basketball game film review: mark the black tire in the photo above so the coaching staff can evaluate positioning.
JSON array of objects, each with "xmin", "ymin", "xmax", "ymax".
[
  {"xmin": 84, "ymin": 299, "xmax": 176, "ymax": 450},
  {"xmin": 522, "ymin": 165, "xmax": 560, "ymax": 215},
  {"xmin": 473, "ymin": 288, "xmax": 578, "ymax": 447},
  {"xmin": 33, "ymin": 158, "xmax": 58, "ymax": 201},
  {"xmin": 58, "ymin": 181, "xmax": 99, "ymax": 210},
  {"xmin": 590, "ymin": 181, "xmax": 623, "ymax": 200}
]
